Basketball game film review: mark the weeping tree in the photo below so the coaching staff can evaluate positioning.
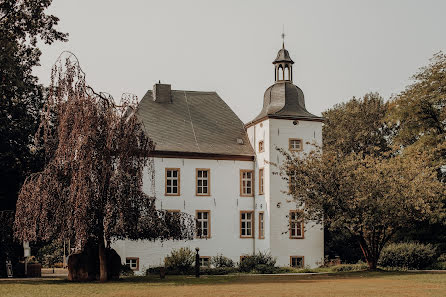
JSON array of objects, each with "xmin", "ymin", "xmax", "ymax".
[
  {"xmin": 280, "ymin": 148, "xmax": 445, "ymax": 269},
  {"xmin": 14, "ymin": 53, "xmax": 194, "ymax": 281}
]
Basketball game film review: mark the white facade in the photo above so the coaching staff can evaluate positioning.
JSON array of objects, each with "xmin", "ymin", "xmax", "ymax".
[
  {"xmin": 113, "ymin": 117, "xmax": 324, "ymax": 274},
  {"xmin": 246, "ymin": 118, "xmax": 324, "ymax": 268},
  {"xmin": 113, "ymin": 43, "xmax": 324, "ymax": 274}
]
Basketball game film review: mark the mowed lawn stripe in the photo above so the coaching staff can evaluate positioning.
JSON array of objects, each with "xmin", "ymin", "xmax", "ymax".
[{"xmin": 1, "ymin": 272, "xmax": 445, "ymax": 297}]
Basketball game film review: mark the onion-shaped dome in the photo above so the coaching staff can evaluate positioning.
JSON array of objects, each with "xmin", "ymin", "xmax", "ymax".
[
  {"xmin": 273, "ymin": 47, "xmax": 294, "ymax": 64},
  {"xmin": 246, "ymin": 43, "xmax": 323, "ymax": 126},
  {"xmin": 249, "ymin": 81, "xmax": 321, "ymax": 124}
]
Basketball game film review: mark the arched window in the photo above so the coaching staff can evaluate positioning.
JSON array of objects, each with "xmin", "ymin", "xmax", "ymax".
[
  {"xmin": 284, "ymin": 64, "xmax": 290, "ymax": 80},
  {"xmin": 278, "ymin": 65, "xmax": 284, "ymax": 81}
]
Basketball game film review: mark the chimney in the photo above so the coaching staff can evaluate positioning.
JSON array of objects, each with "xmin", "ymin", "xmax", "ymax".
[{"xmin": 152, "ymin": 83, "xmax": 172, "ymax": 103}]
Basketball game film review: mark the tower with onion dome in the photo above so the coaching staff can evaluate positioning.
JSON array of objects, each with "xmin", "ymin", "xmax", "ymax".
[{"xmin": 246, "ymin": 37, "xmax": 324, "ymax": 268}]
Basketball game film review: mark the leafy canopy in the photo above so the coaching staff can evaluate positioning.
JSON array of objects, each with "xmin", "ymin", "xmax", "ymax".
[
  {"xmin": 0, "ymin": 0, "xmax": 68, "ymax": 210},
  {"xmin": 387, "ymin": 52, "xmax": 446, "ymax": 150},
  {"xmin": 322, "ymin": 92, "xmax": 390, "ymax": 156},
  {"xmin": 14, "ymin": 55, "xmax": 194, "ymax": 250},
  {"xmin": 280, "ymin": 146, "xmax": 444, "ymax": 268}
]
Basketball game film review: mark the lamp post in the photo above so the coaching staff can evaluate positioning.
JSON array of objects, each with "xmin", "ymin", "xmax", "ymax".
[
  {"xmin": 23, "ymin": 241, "xmax": 30, "ymax": 277},
  {"xmin": 195, "ymin": 247, "xmax": 200, "ymax": 278}
]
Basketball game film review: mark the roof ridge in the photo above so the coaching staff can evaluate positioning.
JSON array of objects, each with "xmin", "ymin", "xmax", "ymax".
[{"xmin": 172, "ymin": 90, "xmax": 217, "ymax": 94}]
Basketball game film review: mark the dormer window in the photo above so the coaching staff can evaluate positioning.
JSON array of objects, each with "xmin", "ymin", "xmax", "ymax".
[{"xmin": 289, "ymin": 138, "xmax": 303, "ymax": 151}]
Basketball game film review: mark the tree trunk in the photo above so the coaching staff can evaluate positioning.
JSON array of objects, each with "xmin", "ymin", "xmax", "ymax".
[
  {"xmin": 98, "ymin": 240, "xmax": 108, "ymax": 282},
  {"xmin": 359, "ymin": 237, "xmax": 378, "ymax": 270},
  {"xmin": 366, "ymin": 257, "xmax": 378, "ymax": 270}
]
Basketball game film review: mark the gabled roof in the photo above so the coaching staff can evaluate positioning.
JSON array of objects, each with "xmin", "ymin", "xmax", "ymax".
[{"xmin": 136, "ymin": 89, "xmax": 254, "ymax": 158}]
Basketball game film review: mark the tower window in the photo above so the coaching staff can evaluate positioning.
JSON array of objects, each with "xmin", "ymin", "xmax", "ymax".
[
  {"xmin": 165, "ymin": 168, "xmax": 180, "ymax": 196},
  {"xmin": 284, "ymin": 64, "xmax": 290, "ymax": 80},
  {"xmin": 240, "ymin": 170, "xmax": 254, "ymax": 197},
  {"xmin": 259, "ymin": 211, "xmax": 265, "ymax": 239},
  {"xmin": 259, "ymin": 168, "xmax": 264, "ymax": 195},
  {"xmin": 289, "ymin": 138, "xmax": 303, "ymax": 151},
  {"xmin": 196, "ymin": 169, "xmax": 210, "ymax": 196},
  {"xmin": 258, "ymin": 140, "xmax": 264, "ymax": 153},
  {"xmin": 289, "ymin": 210, "xmax": 304, "ymax": 239}
]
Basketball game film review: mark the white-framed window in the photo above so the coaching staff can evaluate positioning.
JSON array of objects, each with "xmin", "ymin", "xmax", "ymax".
[
  {"xmin": 126, "ymin": 257, "xmax": 139, "ymax": 271},
  {"xmin": 290, "ymin": 256, "xmax": 304, "ymax": 268},
  {"xmin": 240, "ymin": 170, "xmax": 254, "ymax": 197},
  {"xmin": 165, "ymin": 168, "xmax": 180, "ymax": 195},
  {"xmin": 259, "ymin": 211, "xmax": 265, "ymax": 239},
  {"xmin": 240, "ymin": 211, "xmax": 254, "ymax": 238},
  {"xmin": 196, "ymin": 210, "xmax": 211, "ymax": 238},
  {"xmin": 199, "ymin": 257, "xmax": 210, "ymax": 267},
  {"xmin": 196, "ymin": 169, "xmax": 210, "ymax": 196},
  {"xmin": 289, "ymin": 211, "xmax": 304, "ymax": 239},
  {"xmin": 289, "ymin": 138, "xmax": 303, "ymax": 151}
]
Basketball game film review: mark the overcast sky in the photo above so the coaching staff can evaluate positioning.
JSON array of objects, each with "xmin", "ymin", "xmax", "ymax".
[{"xmin": 34, "ymin": 0, "xmax": 446, "ymax": 123}]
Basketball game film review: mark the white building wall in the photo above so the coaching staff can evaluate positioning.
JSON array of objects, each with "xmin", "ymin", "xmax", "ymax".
[
  {"xmin": 269, "ymin": 118, "xmax": 324, "ymax": 268},
  {"xmin": 114, "ymin": 118, "xmax": 323, "ymax": 274},
  {"xmin": 113, "ymin": 157, "xmax": 264, "ymax": 275},
  {"xmin": 247, "ymin": 118, "xmax": 324, "ymax": 268}
]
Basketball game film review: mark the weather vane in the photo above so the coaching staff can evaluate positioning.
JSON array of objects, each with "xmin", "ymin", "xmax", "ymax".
[{"xmin": 281, "ymin": 25, "xmax": 285, "ymax": 48}]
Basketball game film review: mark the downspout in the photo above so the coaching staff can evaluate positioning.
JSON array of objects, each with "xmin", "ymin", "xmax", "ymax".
[{"xmin": 252, "ymin": 124, "xmax": 256, "ymax": 255}]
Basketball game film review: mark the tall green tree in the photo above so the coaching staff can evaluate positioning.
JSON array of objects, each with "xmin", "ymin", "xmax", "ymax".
[
  {"xmin": 387, "ymin": 52, "xmax": 446, "ymax": 250},
  {"xmin": 321, "ymin": 93, "xmax": 392, "ymax": 262},
  {"xmin": 0, "ymin": 0, "xmax": 68, "ymax": 210},
  {"xmin": 323, "ymin": 92, "xmax": 390, "ymax": 156},
  {"xmin": 280, "ymin": 148, "xmax": 445, "ymax": 269},
  {"xmin": 387, "ymin": 52, "xmax": 446, "ymax": 154},
  {"xmin": 14, "ymin": 57, "xmax": 194, "ymax": 281}
]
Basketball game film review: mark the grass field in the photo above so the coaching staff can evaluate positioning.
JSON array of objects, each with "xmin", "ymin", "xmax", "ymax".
[{"xmin": 1, "ymin": 271, "xmax": 446, "ymax": 297}]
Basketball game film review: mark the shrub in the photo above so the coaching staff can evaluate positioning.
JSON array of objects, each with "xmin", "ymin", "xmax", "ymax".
[
  {"xmin": 120, "ymin": 264, "xmax": 134, "ymax": 276},
  {"xmin": 239, "ymin": 251, "xmax": 276, "ymax": 273},
  {"xmin": 273, "ymin": 266, "xmax": 299, "ymax": 273},
  {"xmin": 147, "ymin": 266, "xmax": 237, "ymax": 276},
  {"xmin": 164, "ymin": 247, "xmax": 195, "ymax": 274},
  {"xmin": 297, "ymin": 268, "xmax": 316, "ymax": 273},
  {"xmin": 201, "ymin": 267, "xmax": 238, "ymax": 275},
  {"xmin": 429, "ymin": 253, "xmax": 446, "ymax": 270},
  {"xmin": 438, "ymin": 253, "xmax": 446, "ymax": 263},
  {"xmin": 330, "ymin": 263, "xmax": 368, "ymax": 272},
  {"xmin": 378, "ymin": 242, "xmax": 437, "ymax": 270},
  {"xmin": 35, "ymin": 241, "xmax": 64, "ymax": 268},
  {"xmin": 211, "ymin": 254, "xmax": 235, "ymax": 267},
  {"xmin": 252, "ymin": 264, "xmax": 275, "ymax": 274}
]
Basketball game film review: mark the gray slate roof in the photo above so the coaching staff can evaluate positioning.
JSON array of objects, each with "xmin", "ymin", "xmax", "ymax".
[
  {"xmin": 248, "ymin": 81, "xmax": 323, "ymax": 125},
  {"xmin": 273, "ymin": 48, "xmax": 294, "ymax": 64},
  {"xmin": 136, "ymin": 90, "xmax": 255, "ymax": 156}
]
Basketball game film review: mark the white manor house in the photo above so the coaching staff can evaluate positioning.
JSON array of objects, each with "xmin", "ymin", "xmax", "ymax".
[{"xmin": 113, "ymin": 42, "xmax": 324, "ymax": 273}]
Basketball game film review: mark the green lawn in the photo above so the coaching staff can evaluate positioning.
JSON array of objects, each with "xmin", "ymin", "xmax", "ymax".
[{"xmin": 1, "ymin": 271, "xmax": 446, "ymax": 297}]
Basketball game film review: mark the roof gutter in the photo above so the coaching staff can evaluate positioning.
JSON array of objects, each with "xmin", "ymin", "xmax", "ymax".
[{"xmin": 149, "ymin": 150, "xmax": 255, "ymax": 161}]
